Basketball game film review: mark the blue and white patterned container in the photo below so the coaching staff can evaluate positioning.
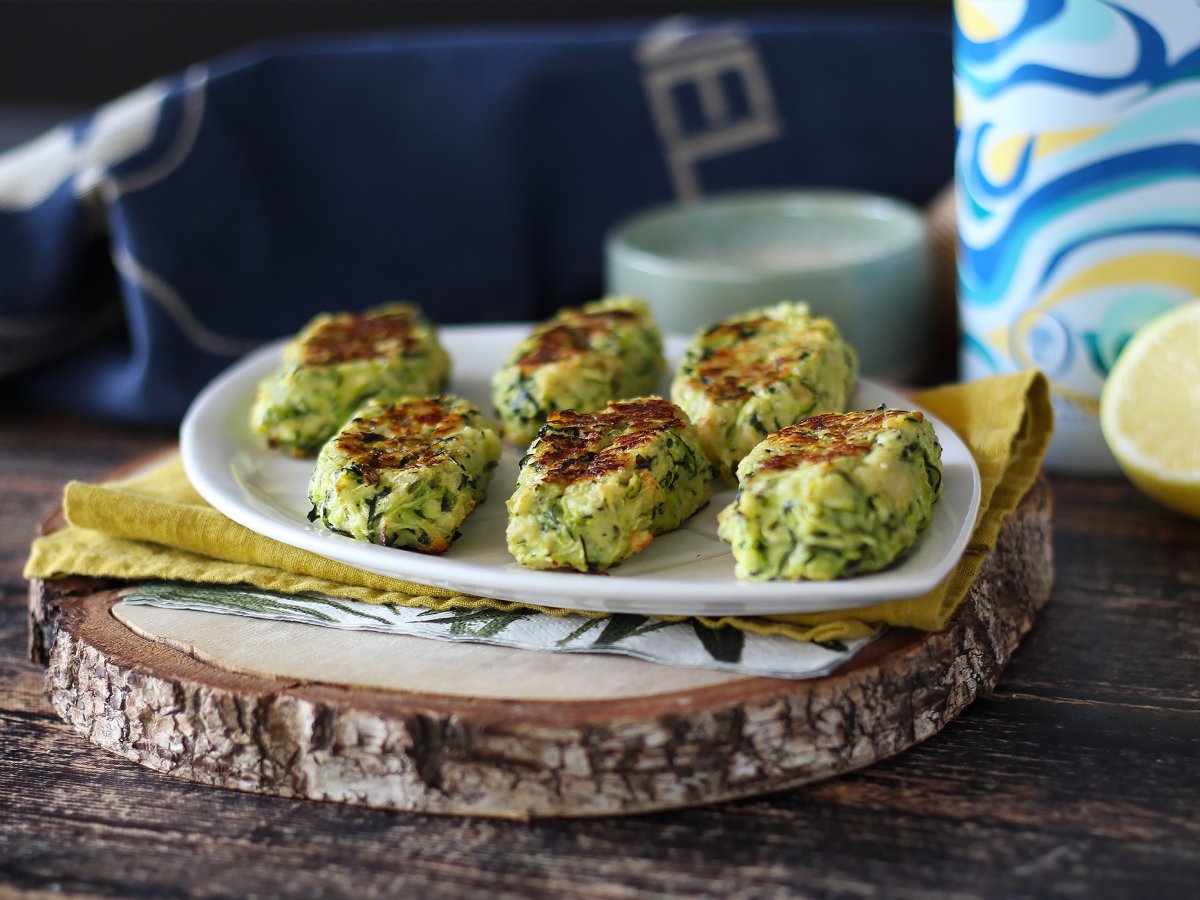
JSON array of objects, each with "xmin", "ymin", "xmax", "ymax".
[{"xmin": 955, "ymin": 0, "xmax": 1200, "ymax": 472}]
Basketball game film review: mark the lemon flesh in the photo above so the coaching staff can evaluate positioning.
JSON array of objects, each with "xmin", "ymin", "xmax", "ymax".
[{"xmin": 1100, "ymin": 302, "xmax": 1200, "ymax": 518}]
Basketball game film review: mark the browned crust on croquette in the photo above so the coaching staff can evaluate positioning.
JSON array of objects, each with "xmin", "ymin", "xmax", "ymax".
[
  {"xmin": 301, "ymin": 309, "xmax": 421, "ymax": 366},
  {"xmin": 689, "ymin": 317, "xmax": 816, "ymax": 402},
  {"xmin": 755, "ymin": 409, "xmax": 927, "ymax": 471},
  {"xmin": 529, "ymin": 397, "xmax": 687, "ymax": 483},
  {"xmin": 515, "ymin": 309, "xmax": 637, "ymax": 368},
  {"xmin": 333, "ymin": 398, "xmax": 466, "ymax": 484}
]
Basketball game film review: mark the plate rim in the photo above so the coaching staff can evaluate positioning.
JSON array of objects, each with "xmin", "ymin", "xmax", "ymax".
[{"xmin": 180, "ymin": 324, "xmax": 982, "ymax": 616}]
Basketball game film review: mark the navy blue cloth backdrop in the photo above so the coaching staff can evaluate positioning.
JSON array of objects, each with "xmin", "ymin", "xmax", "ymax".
[{"xmin": 0, "ymin": 14, "xmax": 951, "ymax": 423}]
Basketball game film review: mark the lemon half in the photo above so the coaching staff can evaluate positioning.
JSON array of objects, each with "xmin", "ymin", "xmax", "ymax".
[{"xmin": 1100, "ymin": 301, "xmax": 1200, "ymax": 518}]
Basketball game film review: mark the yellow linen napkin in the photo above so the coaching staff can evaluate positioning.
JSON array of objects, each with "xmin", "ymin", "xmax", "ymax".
[{"xmin": 26, "ymin": 372, "xmax": 1052, "ymax": 643}]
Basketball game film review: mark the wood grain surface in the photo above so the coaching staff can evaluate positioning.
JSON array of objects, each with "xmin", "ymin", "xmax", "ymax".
[{"xmin": 3, "ymin": 412, "xmax": 1199, "ymax": 896}]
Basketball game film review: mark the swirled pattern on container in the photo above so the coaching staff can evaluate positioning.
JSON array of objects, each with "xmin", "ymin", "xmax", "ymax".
[{"xmin": 955, "ymin": 0, "xmax": 1200, "ymax": 465}]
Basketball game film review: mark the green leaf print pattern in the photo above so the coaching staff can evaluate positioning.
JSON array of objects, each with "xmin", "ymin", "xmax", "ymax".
[{"xmin": 120, "ymin": 582, "xmax": 871, "ymax": 679}]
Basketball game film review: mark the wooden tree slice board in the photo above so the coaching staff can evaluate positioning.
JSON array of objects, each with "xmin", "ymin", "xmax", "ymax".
[{"xmin": 30, "ymin": 477, "xmax": 1053, "ymax": 819}]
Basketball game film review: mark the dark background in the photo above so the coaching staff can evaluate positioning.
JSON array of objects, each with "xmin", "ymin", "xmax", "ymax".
[{"xmin": 0, "ymin": 1, "xmax": 950, "ymax": 106}]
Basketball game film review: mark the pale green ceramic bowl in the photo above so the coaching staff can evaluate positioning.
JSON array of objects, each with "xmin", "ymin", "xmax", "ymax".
[{"xmin": 605, "ymin": 189, "xmax": 931, "ymax": 380}]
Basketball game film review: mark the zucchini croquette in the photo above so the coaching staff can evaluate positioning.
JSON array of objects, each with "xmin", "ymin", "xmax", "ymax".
[
  {"xmin": 491, "ymin": 296, "xmax": 665, "ymax": 445},
  {"xmin": 717, "ymin": 407, "xmax": 942, "ymax": 580},
  {"xmin": 308, "ymin": 395, "xmax": 501, "ymax": 552},
  {"xmin": 670, "ymin": 301, "xmax": 857, "ymax": 481},
  {"xmin": 251, "ymin": 302, "xmax": 450, "ymax": 456},
  {"xmin": 506, "ymin": 396, "xmax": 714, "ymax": 572}
]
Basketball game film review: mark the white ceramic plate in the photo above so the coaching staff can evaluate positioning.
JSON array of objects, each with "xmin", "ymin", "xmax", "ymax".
[{"xmin": 181, "ymin": 325, "xmax": 981, "ymax": 616}]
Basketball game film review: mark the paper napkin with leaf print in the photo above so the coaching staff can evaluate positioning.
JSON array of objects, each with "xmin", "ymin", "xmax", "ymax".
[{"xmin": 120, "ymin": 582, "xmax": 868, "ymax": 679}]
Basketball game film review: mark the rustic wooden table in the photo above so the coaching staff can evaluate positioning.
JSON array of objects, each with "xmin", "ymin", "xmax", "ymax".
[{"xmin": 2, "ymin": 411, "xmax": 1198, "ymax": 898}]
